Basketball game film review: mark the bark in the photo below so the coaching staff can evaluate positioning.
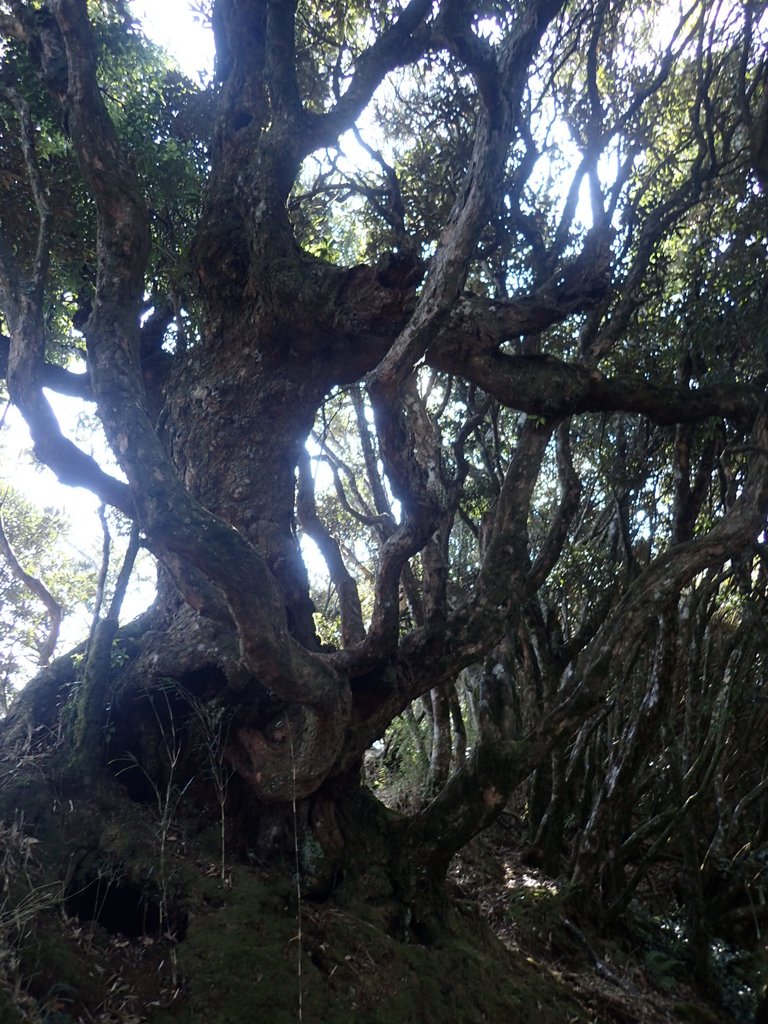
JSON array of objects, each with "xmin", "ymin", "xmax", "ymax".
[
  {"xmin": 1, "ymin": 0, "xmax": 767, "ymax": 936},
  {"xmin": 69, "ymin": 521, "xmax": 141, "ymax": 781}
]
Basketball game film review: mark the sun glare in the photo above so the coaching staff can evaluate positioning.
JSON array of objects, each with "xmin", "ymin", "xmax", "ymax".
[
  {"xmin": 129, "ymin": 0, "xmax": 214, "ymax": 80},
  {"xmin": 2, "ymin": 5, "xmax": 215, "ymax": 678}
]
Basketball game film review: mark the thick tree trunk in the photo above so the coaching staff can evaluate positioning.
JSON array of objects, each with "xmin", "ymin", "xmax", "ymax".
[
  {"xmin": 5, "ymin": 7, "xmax": 768, "ymax": 999},
  {"xmin": 162, "ymin": 313, "xmax": 321, "ymax": 646},
  {"xmin": 75, "ymin": 630, "xmax": 457, "ymax": 936}
]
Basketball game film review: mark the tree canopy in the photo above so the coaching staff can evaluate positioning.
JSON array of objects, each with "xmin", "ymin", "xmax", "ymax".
[{"xmin": 1, "ymin": 0, "xmax": 768, "ymax": 1017}]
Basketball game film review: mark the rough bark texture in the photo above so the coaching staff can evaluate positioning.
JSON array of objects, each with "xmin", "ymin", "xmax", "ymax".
[{"xmin": 2, "ymin": 0, "xmax": 768, "ymax": 944}]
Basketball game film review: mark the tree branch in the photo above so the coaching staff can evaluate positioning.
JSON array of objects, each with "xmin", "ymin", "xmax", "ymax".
[
  {"xmin": 527, "ymin": 421, "xmax": 581, "ymax": 590},
  {"xmin": 265, "ymin": 0, "xmax": 301, "ymax": 122},
  {"xmin": 427, "ymin": 342, "xmax": 762, "ymax": 427},
  {"xmin": 0, "ymin": 42, "xmax": 131, "ymax": 514},
  {"xmin": 0, "ymin": 335, "xmax": 92, "ymax": 399},
  {"xmin": 0, "ymin": 87, "xmax": 52, "ymax": 304},
  {"xmin": 0, "ymin": 511, "xmax": 62, "ymax": 666},
  {"xmin": 302, "ymin": 0, "xmax": 433, "ymax": 151},
  {"xmin": 296, "ymin": 449, "xmax": 365, "ymax": 648}
]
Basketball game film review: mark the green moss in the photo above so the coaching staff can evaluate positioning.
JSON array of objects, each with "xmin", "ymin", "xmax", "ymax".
[
  {"xmin": 300, "ymin": 830, "xmax": 326, "ymax": 877},
  {"xmin": 22, "ymin": 924, "xmax": 103, "ymax": 1008},
  {"xmin": 0, "ymin": 769, "xmax": 711, "ymax": 1024},
  {"xmin": 148, "ymin": 867, "xmax": 584, "ymax": 1024}
]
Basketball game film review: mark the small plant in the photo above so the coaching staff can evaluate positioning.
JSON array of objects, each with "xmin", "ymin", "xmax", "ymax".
[
  {"xmin": 112, "ymin": 687, "xmax": 192, "ymax": 984},
  {"xmin": 710, "ymin": 939, "xmax": 765, "ymax": 1023},
  {"xmin": 173, "ymin": 685, "xmax": 234, "ymax": 884},
  {"xmin": 0, "ymin": 812, "xmax": 64, "ymax": 1021}
]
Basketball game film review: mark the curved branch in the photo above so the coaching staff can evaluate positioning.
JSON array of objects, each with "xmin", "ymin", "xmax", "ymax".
[
  {"xmin": 296, "ymin": 449, "xmax": 365, "ymax": 648},
  {"xmin": 427, "ymin": 342, "xmax": 761, "ymax": 427},
  {"xmin": 7, "ymin": 350, "xmax": 132, "ymax": 513},
  {"xmin": 0, "ymin": 45, "xmax": 130, "ymax": 514},
  {"xmin": 0, "ymin": 86, "xmax": 52, "ymax": 303},
  {"xmin": 302, "ymin": 0, "xmax": 433, "ymax": 152},
  {"xmin": 400, "ymin": 413, "xmax": 768, "ymax": 864},
  {"xmin": 0, "ymin": 513, "xmax": 62, "ymax": 666},
  {"xmin": 546, "ymin": 416, "xmax": 768, "ymax": 746},
  {"xmin": 527, "ymin": 421, "xmax": 581, "ymax": 590},
  {"xmin": 359, "ymin": 377, "xmax": 444, "ymax": 661},
  {"xmin": 334, "ymin": 417, "xmax": 555, "ymax": 749},
  {"xmin": 0, "ymin": 333, "xmax": 91, "ymax": 399},
  {"xmin": 371, "ymin": 0, "xmax": 567, "ymax": 394}
]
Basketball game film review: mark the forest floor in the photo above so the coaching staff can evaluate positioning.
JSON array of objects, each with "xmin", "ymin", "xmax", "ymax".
[
  {"xmin": 448, "ymin": 813, "xmax": 753, "ymax": 1024},
  {"xmin": 0, "ymin": 765, "xmax": 759, "ymax": 1024}
]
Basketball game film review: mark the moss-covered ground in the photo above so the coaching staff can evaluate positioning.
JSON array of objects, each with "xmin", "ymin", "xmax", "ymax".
[{"xmin": 0, "ymin": 759, "xmax": 757, "ymax": 1023}]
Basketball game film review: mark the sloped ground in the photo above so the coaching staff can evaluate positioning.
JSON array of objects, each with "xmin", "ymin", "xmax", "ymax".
[
  {"xmin": 0, "ymin": 762, "xmax": 759, "ymax": 1024},
  {"xmin": 449, "ymin": 813, "xmax": 758, "ymax": 1024}
]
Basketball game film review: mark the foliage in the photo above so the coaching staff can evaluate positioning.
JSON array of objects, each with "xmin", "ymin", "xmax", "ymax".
[
  {"xmin": 0, "ymin": 486, "xmax": 92, "ymax": 697},
  {"xmin": 1, "ymin": 0, "xmax": 768, "ymax": 1017}
]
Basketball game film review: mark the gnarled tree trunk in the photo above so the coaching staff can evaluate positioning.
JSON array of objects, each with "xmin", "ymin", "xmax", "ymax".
[{"xmin": 2, "ymin": 0, "xmax": 768, "ymax": 956}]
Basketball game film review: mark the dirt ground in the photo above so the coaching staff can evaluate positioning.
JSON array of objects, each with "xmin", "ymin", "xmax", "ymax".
[{"xmin": 0, "ymin": 775, "xmax": 759, "ymax": 1024}]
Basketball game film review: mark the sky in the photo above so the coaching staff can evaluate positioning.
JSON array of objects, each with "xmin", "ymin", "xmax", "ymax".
[
  {"xmin": 2, "ymin": 5, "xmax": 214, "ymax": 674},
  {"xmin": 1, "ymin": 3, "xmax": 333, "ymax": 677},
  {"xmin": 1, "ymin": 0, "xmax": 712, "ymax": 674},
  {"xmin": 0, "ymin": 0, "xmax": 621, "ymax": 672},
  {"xmin": 129, "ymin": 1, "xmax": 214, "ymax": 79}
]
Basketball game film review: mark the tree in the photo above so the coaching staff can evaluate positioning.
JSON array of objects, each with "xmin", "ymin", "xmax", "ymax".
[
  {"xmin": 1, "ymin": 0, "xmax": 768, "ymax": 972},
  {"xmin": 0, "ymin": 485, "xmax": 92, "ymax": 695}
]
